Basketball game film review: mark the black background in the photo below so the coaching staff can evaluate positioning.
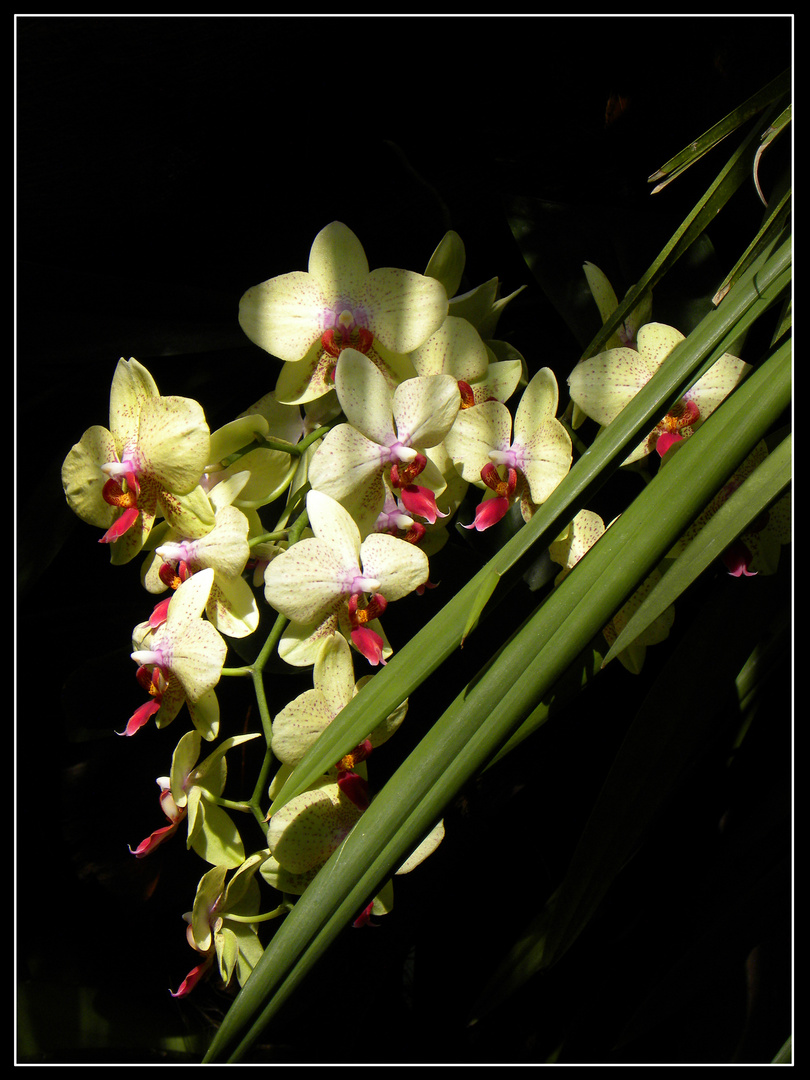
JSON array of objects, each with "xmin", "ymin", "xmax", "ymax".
[{"xmin": 17, "ymin": 15, "xmax": 792, "ymax": 1064}]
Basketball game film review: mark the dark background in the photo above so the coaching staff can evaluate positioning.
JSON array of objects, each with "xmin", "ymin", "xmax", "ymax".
[{"xmin": 17, "ymin": 15, "xmax": 792, "ymax": 1064}]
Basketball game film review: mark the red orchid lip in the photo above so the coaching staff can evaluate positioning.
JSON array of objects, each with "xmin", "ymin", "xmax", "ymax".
[
  {"xmin": 398, "ymin": 484, "xmax": 448, "ymax": 524},
  {"xmin": 337, "ymin": 770, "xmax": 370, "ymax": 811},
  {"xmin": 98, "ymin": 503, "xmax": 140, "ymax": 544},
  {"xmin": 117, "ymin": 697, "xmax": 161, "ymax": 737},
  {"xmin": 350, "ymin": 625, "xmax": 387, "ymax": 666},
  {"xmin": 462, "ymin": 495, "xmax": 511, "ymax": 532},
  {"xmin": 170, "ymin": 955, "xmax": 214, "ymax": 999}
]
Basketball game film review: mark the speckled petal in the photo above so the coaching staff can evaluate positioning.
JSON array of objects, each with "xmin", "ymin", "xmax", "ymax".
[
  {"xmin": 270, "ymin": 690, "xmax": 334, "ymax": 767},
  {"xmin": 187, "ymin": 506, "xmax": 251, "ymax": 577},
  {"xmin": 108, "ymin": 357, "xmax": 160, "ymax": 444},
  {"xmin": 568, "ymin": 347, "xmax": 656, "ymax": 428},
  {"xmin": 514, "ymin": 367, "xmax": 559, "ymax": 445},
  {"xmin": 238, "ymin": 270, "xmax": 328, "ymax": 362},
  {"xmin": 165, "ymin": 566, "xmax": 217, "ymax": 627},
  {"xmin": 519, "ymin": 421, "xmax": 573, "ymax": 505},
  {"xmin": 358, "ymin": 532, "xmax": 429, "ymax": 601},
  {"xmin": 264, "ymin": 538, "xmax": 351, "ymax": 625},
  {"xmin": 358, "ymin": 267, "xmax": 448, "ymax": 355},
  {"xmin": 409, "ymin": 315, "xmax": 489, "ymax": 383},
  {"xmin": 307, "ymin": 490, "xmax": 363, "ymax": 567},
  {"xmin": 169, "ymin": 619, "xmax": 228, "ymax": 704},
  {"xmin": 687, "ymin": 352, "xmax": 751, "ymax": 422},
  {"xmin": 267, "ymin": 780, "xmax": 363, "ymax": 875},
  {"xmin": 307, "ymin": 424, "xmax": 387, "ymax": 530},
  {"xmin": 334, "ymin": 349, "xmax": 397, "ymax": 446},
  {"xmin": 549, "ymin": 509, "xmax": 606, "ymax": 582},
  {"xmin": 392, "ymin": 374, "xmax": 460, "ymax": 449},
  {"xmin": 313, "ymin": 633, "xmax": 356, "ymax": 718},
  {"xmin": 307, "ymin": 221, "xmax": 369, "ymax": 297},
  {"xmin": 637, "ymin": 322, "xmax": 685, "ymax": 370},
  {"xmin": 61, "ymin": 424, "xmax": 118, "ymax": 528},
  {"xmin": 207, "ymin": 574, "xmax": 260, "ymax": 639},
  {"xmin": 137, "ymin": 396, "xmax": 210, "ymax": 495},
  {"xmin": 443, "ymin": 400, "xmax": 512, "ymax": 484}
]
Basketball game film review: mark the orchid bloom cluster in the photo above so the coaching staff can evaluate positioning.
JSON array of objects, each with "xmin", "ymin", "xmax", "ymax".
[{"xmin": 60, "ymin": 225, "xmax": 781, "ymax": 1002}]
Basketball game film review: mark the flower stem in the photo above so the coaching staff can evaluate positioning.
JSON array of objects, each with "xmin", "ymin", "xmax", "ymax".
[
  {"xmin": 248, "ymin": 744, "xmax": 277, "ymax": 826},
  {"xmin": 224, "ymin": 903, "xmax": 292, "ymax": 924},
  {"xmin": 257, "ymin": 420, "xmax": 336, "ymax": 457},
  {"xmin": 249, "ymin": 530, "xmax": 289, "ymax": 548},
  {"xmin": 214, "ymin": 797, "xmax": 254, "ymax": 813}
]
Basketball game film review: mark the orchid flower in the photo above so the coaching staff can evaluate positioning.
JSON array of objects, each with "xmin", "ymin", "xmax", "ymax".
[
  {"xmin": 444, "ymin": 366, "xmax": 572, "ymax": 530},
  {"xmin": 129, "ymin": 730, "xmax": 262, "ymax": 868},
  {"xmin": 123, "ymin": 568, "xmax": 228, "ymax": 741},
  {"xmin": 307, "ymin": 348, "xmax": 461, "ymax": 534},
  {"xmin": 264, "ymin": 490, "xmax": 429, "ymax": 665},
  {"xmin": 142, "ymin": 503, "xmax": 259, "ymax": 639},
  {"xmin": 171, "ymin": 856, "xmax": 267, "ymax": 998},
  {"xmin": 409, "ymin": 313, "xmax": 524, "ymax": 414},
  {"xmin": 129, "ymin": 728, "xmax": 260, "ymax": 868},
  {"xmin": 238, "ymin": 221, "xmax": 448, "ymax": 404},
  {"xmin": 408, "ymin": 315, "xmax": 490, "ymax": 385},
  {"xmin": 567, "ymin": 323, "xmax": 751, "ymax": 464},
  {"xmin": 275, "ymin": 601, "xmax": 394, "ymax": 669},
  {"xmin": 61, "ymin": 357, "xmax": 215, "ymax": 563}
]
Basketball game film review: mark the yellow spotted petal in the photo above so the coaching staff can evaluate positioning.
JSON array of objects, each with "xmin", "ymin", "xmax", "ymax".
[
  {"xmin": 137, "ymin": 395, "xmax": 210, "ymax": 496},
  {"xmin": 267, "ymin": 780, "xmax": 363, "ymax": 875},
  {"xmin": 61, "ymin": 424, "xmax": 118, "ymax": 529},
  {"xmin": 109, "ymin": 357, "xmax": 160, "ymax": 444}
]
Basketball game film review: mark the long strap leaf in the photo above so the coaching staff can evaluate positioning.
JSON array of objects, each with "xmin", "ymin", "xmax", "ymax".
[{"xmin": 647, "ymin": 69, "xmax": 790, "ymax": 190}]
